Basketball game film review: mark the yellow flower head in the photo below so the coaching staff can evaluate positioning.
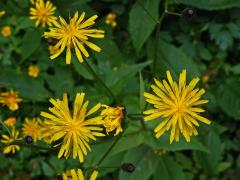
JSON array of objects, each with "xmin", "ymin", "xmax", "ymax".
[
  {"xmin": 105, "ymin": 12, "xmax": 117, "ymax": 28},
  {"xmin": 101, "ymin": 105, "xmax": 124, "ymax": 136},
  {"xmin": 44, "ymin": 11, "xmax": 105, "ymax": 64},
  {"xmin": 0, "ymin": 90, "xmax": 22, "ymax": 111},
  {"xmin": 22, "ymin": 117, "xmax": 42, "ymax": 142},
  {"xmin": 62, "ymin": 169, "xmax": 98, "ymax": 180},
  {"xmin": 4, "ymin": 117, "xmax": 16, "ymax": 127},
  {"xmin": 38, "ymin": 119, "xmax": 53, "ymax": 144},
  {"xmin": 1, "ymin": 129, "xmax": 21, "ymax": 154},
  {"xmin": 29, "ymin": 0, "xmax": 57, "ymax": 27},
  {"xmin": 144, "ymin": 69, "xmax": 211, "ymax": 144},
  {"xmin": 48, "ymin": 45, "xmax": 59, "ymax": 55},
  {"xmin": 0, "ymin": 11, "xmax": 6, "ymax": 17},
  {"xmin": 30, "ymin": 0, "xmax": 40, "ymax": 4},
  {"xmin": 28, "ymin": 65, "xmax": 40, "ymax": 78},
  {"xmin": 40, "ymin": 93, "xmax": 105, "ymax": 162},
  {"xmin": 1, "ymin": 26, "xmax": 11, "ymax": 37}
]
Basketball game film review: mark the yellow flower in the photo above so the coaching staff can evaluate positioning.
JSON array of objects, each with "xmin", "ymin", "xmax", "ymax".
[
  {"xmin": 0, "ymin": 11, "xmax": 5, "ymax": 17},
  {"xmin": 30, "ymin": 0, "xmax": 40, "ymax": 4},
  {"xmin": 48, "ymin": 45, "xmax": 59, "ymax": 55},
  {"xmin": 0, "ymin": 90, "xmax": 22, "ymax": 111},
  {"xmin": 28, "ymin": 65, "xmax": 40, "ymax": 78},
  {"xmin": 202, "ymin": 75, "xmax": 209, "ymax": 83},
  {"xmin": 1, "ymin": 129, "xmax": 21, "ymax": 154},
  {"xmin": 1, "ymin": 26, "xmax": 11, "ymax": 37},
  {"xmin": 101, "ymin": 105, "xmax": 124, "ymax": 136},
  {"xmin": 29, "ymin": 0, "xmax": 57, "ymax": 27},
  {"xmin": 105, "ymin": 13, "xmax": 117, "ymax": 28},
  {"xmin": 4, "ymin": 117, "xmax": 16, "ymax": 127},
  {"xmin": 144, "ymin": 69, "xmax": 211, "ymax": 144},
  {"xmin": 40, "ymin": 93, "xmax": 105, "ymax": 162},
  {"xmin": 62, "ymin": 169, "xmax": 98, "ymax": 180},
  {"xmin": 38, "ymin": 119, "xmax": 52, "ymax": 144},
  {"xmin": 44, "ymin": 11, "xmax": 104, "ymax": 64},
  {"xmin": 22, "ymin": 117, "xmax": 42, "ymax": 142}
]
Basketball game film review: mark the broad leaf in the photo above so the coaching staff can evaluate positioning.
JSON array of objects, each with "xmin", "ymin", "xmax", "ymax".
[{"xmin": 129, "ymin": 0, "xmax": 160, "ymax": 52}]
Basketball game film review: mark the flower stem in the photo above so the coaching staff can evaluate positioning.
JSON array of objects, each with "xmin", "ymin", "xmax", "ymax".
[
  {"xmin": 0, "ymin": 118, "xmax": 11, "ymax": 135},
  {"xmin": 96, "ymin": 134, "xmax": 122, "ymax": 167},
  {"xmin": 83, "ymin": 60, "xmax": 116, "ymax": 102}
]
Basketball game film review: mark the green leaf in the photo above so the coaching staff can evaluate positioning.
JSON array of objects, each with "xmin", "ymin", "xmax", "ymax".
[
  {"xmin": 145, "ymin": 132, "xmax": 209, "ymax": 152},
  {"xmin": 106, "ymin": 61, "xmax": 152, "ymax": 87},
  {"xmin": 119, "ymin": 145, "xmax": 158, "ymax": 180},
  {"xmin": 154, "ymin": 156, "xmax": 186, "ymax": 180},
  {"xmin": 129, "ymin": 0, "xmax": 160, "ymax": 52},
  {"xmin": 72, "ymin": 57, "xmax": 94, "ymax": 80},
  {"xmin": 21, "ymin": 28, "xmax": 42, "ymax": 60},
  {"xmin": 41, "ymin": 161, "xmax": 55, "ymax": 177},
  {"xmin": 155, "ymin": 40, "xmax": 200, "ymax": 79},
  {"xmin": 169, "ymin": 0, "xmax": 240, "ymax": 10},
  {"xmin": 194, "ymin": 131, "xmax": 222, "ymax": 175},
  {"xmin": 0, "ymin": 68, "xmax": 50, "ymax": 101},
  {"xmin": 217, "ymin": 78, "xmax": 240, "ymax": 120}
]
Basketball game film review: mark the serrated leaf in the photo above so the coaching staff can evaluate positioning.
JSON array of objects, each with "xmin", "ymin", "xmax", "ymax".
[
  {"xmin": 0, "ymin": 68, "xmax": 50, "ymax": 101},
  {"xmin": 155, "ymin": 40, "xmax": 200, "ymax": 79},
  {"xmin": 145, "ymin": 131, "xmax": 209, "ymax": 152},
  {"xmin": 217, "ymin": 78, "xmax": 240, "ymax": 120}
]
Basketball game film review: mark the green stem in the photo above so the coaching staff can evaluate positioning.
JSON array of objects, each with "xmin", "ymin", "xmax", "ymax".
[
  {"xmin": 96, "ymin": 134, "xmax": 122, "ymax": 167},
  {"xmin": 83, "ymin": 60, "xmax": 116, "ymax": 101},
  {"xmin": 0, "ymin": 119, "xmax": 11, "ymax": 135},
  {"xmin": 165, "ymin": 11, "xmax": 181, "ymax": 17}
]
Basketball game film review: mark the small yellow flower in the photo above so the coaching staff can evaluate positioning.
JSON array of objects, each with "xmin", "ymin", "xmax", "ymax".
[
  {"xmin": 144, "ymin": 69, "xmax": 211, "ymax": 144},
  {"xmin": 202, "ymin": 75, "xmax": 209, "ymax": 84},
  {"xmin": 105, "ymin": 13, "xmax": 117, "ymax": 28},
  {"xmin": 62, "ymin": 169, "xmax": 98, "ymax": 180},
  {"xmin": 29, "ymin": 0, "xmax": 57, "ymax": 27},
  {"xmin": 4, "ymin": 117, "xmax": 16, "ymax": 127},
  {"xmin": 1, "ymin": 129, "xmax": 21, "ymax": 154},
  {"xmin": 44, "ymin": 11, "xmax": 104, "ymax": 64},
  {"xmin": 101, "ymin": 105, "xmax": 124, "ymax": 136},
  {"xmin": 22, "ymin": 117, "xmax": 42, "ymax": 142},
  {"xmin": 40, "ymin": 93, "xmax": 105, "ymax": 162},
  {"xmin": 0, "ymin": 90, "xmax": 22, "ymax": 111},
  {"xmin": 0, "ymin": 11, "xmax": 5, "ymax": 17},
  {"xmin": 1, "ymin": 26, "xmax": 11, "ymax": 37},
  {"xmin": 48, "ymin": 45, "xmax": 59, "ymax": 55},
  {"xmin": 28, "ymin": 65, "xmax": 40, "ymax": 78}
]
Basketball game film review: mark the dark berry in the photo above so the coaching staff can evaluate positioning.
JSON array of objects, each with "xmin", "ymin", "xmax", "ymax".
[
  {"xmin": 25, "ymin": 136, "xmax": 33, "ymax": 144},
  {"xmin": 181, "ymin": 8, "xmax": 196, "ymax": 19},
  {"xmin": 121, "ymin": 163, "xmax": 135, "ymax": 173}
]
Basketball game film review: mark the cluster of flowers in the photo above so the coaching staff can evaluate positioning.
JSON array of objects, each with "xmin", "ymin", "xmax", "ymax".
[{"xmin": 0, "ymin": 0, "xmax": 211, "ymax": 179}]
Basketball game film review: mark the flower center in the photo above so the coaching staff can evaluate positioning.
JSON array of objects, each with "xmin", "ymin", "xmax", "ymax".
[{"xmin": 6, "ymin": 95, "xmax": 17, "ymax": 105}]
